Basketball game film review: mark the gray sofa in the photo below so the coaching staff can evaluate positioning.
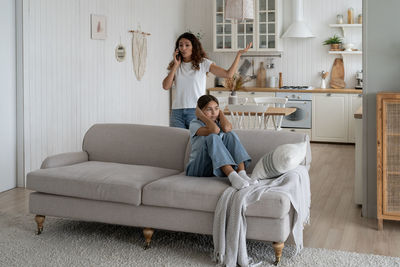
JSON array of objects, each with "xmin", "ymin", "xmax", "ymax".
[{"xmin": 27, "ymin": 123, "xmax": 311, "ymax": 265}]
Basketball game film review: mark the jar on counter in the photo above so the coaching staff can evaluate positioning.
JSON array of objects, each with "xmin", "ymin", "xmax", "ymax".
[
  {"xmin": 336, "ymin": 14, "xmax": 344, "ymax": 24},
  {"xmin": 347, "ymin": 8, "xmax": 354, "ymax": 24},
  {"xmin": 358, "ymin": 14, "xmax": 362, "ymax": 24}
]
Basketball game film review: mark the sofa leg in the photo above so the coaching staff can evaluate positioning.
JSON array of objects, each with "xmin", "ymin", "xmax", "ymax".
[
  {"xmin": 272, "ymin": 242, "xmax": 284, "ymax": 265},
  {"xmin": 143, "ymin": 228, "xmax": 154, "ymax": 250},
  {"xmin": 35, "ymin": 215, "xmax": 45, "ymax": 235}
]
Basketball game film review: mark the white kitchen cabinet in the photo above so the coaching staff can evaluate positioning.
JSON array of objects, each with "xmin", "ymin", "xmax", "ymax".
[
  {"xmin": 213, "ymin": 0, "xmax": 282, "ymax": 52},
  {"xmin": 312, "ymin": 93, "xmax": 349, "ymax": 142},
  {"xmin": 348, "ymin": 93, "xmax": 363, "ymax": 142}
]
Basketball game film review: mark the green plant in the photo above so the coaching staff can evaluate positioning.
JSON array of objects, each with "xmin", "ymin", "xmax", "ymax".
[
  {"xmin": 323, "ymin": 35, "xmax": 342, "ymax": 45},
  {"xmin": 186, "ymin": 29, "xmax": 204, "ymax": 40}
]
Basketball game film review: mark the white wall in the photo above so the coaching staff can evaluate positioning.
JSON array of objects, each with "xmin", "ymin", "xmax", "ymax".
[
  {"xmin": 22, "ymin": 0, "xmax": 185, "ymax": 179},
  {"xmin": 363, "ymin": 0, "xmax": 400, "ymax": 218},
  {"xmin": 0, "ymin": 0, "xmax": 17, "ymax": 192},
  {"xmin": 185, "ymin": 0, "xmax": 362, "ymax": 89}
]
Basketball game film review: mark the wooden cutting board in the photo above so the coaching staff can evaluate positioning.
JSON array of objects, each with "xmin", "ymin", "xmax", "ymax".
[
  {"xmin": 330, "ymin": 58, "xmax": 346, "ymax": 89},
  {"xmin": 256, "ymin": 62, "xmax": 266, "ymax": 87}
]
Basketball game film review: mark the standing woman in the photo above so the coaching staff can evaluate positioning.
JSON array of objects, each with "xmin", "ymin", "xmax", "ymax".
[{"xmin": 162, "ymin": 32, "xmax": 251, "ymax": 129}]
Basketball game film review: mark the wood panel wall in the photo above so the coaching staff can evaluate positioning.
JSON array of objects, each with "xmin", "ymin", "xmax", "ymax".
[{"xmin": 22, "ymin": 0, "xmax": 185, "ymax": 179}]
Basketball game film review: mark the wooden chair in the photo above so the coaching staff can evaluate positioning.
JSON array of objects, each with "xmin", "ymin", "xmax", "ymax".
[
  {"xmin": 227, "ymin": 104, "xmax": 268, "ymax": 129},
  {"xmin": 253, "ymin": 97, "xmax": 288, "ymax": 130}
]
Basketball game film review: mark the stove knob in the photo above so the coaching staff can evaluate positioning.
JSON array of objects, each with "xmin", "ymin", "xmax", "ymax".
[
  {"xmin": 297, "ymin": 96, "xmax": 301, "ymax": 99},
  {"xmin": 292, "ymin": 94, "xmax": 295, "ymax": 99}
]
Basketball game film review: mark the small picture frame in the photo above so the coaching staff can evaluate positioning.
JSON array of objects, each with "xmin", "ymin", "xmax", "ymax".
[{"xmin": 91, "ymin": 14, "xmax": 107, "ymax": 40}]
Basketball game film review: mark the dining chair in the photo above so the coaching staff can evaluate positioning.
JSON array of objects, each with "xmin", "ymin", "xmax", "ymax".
[
  {"xmin": 253, "ymin": 97, "xmax": 288, "ymax": 130},
  {"xmin": 227, "ymin": 104, "xmax": 268, "ymax": 129}
]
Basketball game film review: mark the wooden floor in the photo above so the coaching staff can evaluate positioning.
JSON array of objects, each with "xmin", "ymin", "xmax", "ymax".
[{"xmin": 1, "ymin": 143, "xmax": 400, "ymax": 257}]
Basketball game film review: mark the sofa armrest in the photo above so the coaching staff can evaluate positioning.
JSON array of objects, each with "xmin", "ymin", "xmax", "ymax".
[{"xmin": 40, "ymin": 151, "xmax": 89, "ymax": 169}]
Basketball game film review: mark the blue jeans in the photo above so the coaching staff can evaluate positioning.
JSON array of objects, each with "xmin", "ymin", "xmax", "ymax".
[
  {"xmin": 186, "ymin": 131, "xmax": 251, "ymax": 177},
  {"xmin": 170, "ymin": 108, "xmax": 196, "ymax": 129}
]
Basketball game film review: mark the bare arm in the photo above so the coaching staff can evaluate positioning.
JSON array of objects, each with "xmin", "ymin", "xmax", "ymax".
[
  {"xmin": 195, "ymin": 107, "xmax": 220, "ymax": 136},
  {"xmin": 162, "ymin": 49, "xmax": 181, "ymax": 90},
  {"xmin": 209, "ymin": 42, "xmax": 252, "ymax": 78},
  {"xmin": 219, "ymin": 109, "xmax": 232, "ymax": 133}
]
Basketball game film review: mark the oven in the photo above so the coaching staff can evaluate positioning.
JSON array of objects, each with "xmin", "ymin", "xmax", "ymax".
[{"xmin": 276, "ymin": 92, "xmax": 312, "ymax": 129}]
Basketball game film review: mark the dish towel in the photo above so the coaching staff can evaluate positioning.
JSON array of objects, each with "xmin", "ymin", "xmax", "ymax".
[
  {"xmin": 132, "ymin": 32, "xmax": 147, "ymax": 81},
  {"xmin": 225, "ymin": 0, "xmax": 254, "ymax": 21},
  {"xmin": 213, "ymin": 165, "xmax": 311, "ymax": 267}
]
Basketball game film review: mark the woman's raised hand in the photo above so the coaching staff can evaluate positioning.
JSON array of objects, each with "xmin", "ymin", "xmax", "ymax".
[
  {"xmin": 173, "ymin": 49, "xmax": 181, "ymax": 66},
  {"xmin": 238, "ymin": 42, "xmax": 252, "ymax": 55}
]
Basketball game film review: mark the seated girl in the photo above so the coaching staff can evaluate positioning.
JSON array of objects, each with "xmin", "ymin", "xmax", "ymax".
[{"xmin": 186, "ymin": 95, "xmax": 256, "ymax": 189}]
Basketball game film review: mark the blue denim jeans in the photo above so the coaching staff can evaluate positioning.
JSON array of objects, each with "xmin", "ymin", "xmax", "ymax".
[
  {"xmin": 170, "ymin": 108, "xmax": 196, "ymax": 129},
  {"xmin": 186, "ymin": 131, "xmax": 251, "ymax": 177}
]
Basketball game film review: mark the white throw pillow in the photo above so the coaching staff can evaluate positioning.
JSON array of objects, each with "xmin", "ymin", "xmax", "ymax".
[{"xmin": 251, "ymin": 142, "xmax": 307, "ymax": 179}]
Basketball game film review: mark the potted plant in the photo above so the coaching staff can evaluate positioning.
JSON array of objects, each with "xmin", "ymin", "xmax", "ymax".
[
  {"xmin": 323, "ymin": 34, "xmax": 342, "ymax": 50},
  {"xmin": 223, "ymin": 73, "xmax": 251, "ymax": 104}
]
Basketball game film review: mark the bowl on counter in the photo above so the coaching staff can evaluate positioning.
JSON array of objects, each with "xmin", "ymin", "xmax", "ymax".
[{"xmin": 343, "ymin": 43, "xmax": 355, "ymax": 51}]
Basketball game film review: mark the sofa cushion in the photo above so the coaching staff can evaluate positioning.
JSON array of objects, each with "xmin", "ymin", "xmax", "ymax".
[
  {"xmin": 83, "ymin": 124, "xmax": 190, "ymax": 172},
  {"xmin": 27, "ymin": 161, "xmax": 180, "ymax": 206},
  {"xmin": 142, "ymin": 173, "xmax": 291, "ymax": 219}
]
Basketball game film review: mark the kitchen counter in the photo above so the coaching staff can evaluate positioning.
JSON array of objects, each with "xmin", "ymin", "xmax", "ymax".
[{"xmin": 208, "ymin": 87, "xmax": 362, "ymax": 94}]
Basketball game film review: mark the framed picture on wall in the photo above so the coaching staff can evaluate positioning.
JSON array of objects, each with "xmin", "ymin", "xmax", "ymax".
[{"xmin": 91, "ymin": 14, "xmax": 107, "ymax": 40}]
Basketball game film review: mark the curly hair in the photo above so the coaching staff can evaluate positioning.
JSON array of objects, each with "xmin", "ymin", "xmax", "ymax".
[{"xmin": 167, "ymin": 32, "xmax": 208, "ymax": 71}]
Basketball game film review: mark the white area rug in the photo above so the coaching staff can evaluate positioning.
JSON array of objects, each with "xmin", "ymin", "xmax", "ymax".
[{"xmin": 1, "ymin": 213, "xmax": 399, "ymax": 267}]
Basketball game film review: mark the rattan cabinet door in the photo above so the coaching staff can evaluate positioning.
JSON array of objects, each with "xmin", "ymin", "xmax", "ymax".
[{"xmin": 382, "ymin": 99, "xmax": 400, "ymax": 216}]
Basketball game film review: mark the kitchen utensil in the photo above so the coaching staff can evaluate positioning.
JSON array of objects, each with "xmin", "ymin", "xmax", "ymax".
[
  {"xmin": 250, "ymin": 59, "xmax": 257, "ymax": 79},
  {"xmin": 238, "ymin": 59, "xmax": 251, "ymax": 76},
  {"xmin": 256, "ymin": 62, "xmax": 266, "ymax": 87},
  {"xmin": 330, "ymin": 58, "xmax": 345, "ymax": 89},
  {"xmin": 355, "ymin": 70, "xmax": 363, "ymax": 89},
  {"xmin": 279, "ymin": 72, "xmax": 283, "ymax": 88},
  {"xmin": 321, "ymin": 71, "xmax": 329, "ymax": 89},
  {"xmin": 343, "ymin": 43, "xmax": 354, "ymax": 51},
  {"xmin": 269, "ymin": 76, "xmax": 278, "ymax": 88}
]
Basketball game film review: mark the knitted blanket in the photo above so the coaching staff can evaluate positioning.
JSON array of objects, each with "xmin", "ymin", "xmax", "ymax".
[{"xmin": 213, "ymin": 165, "xmax": 311, "ymax": 267}]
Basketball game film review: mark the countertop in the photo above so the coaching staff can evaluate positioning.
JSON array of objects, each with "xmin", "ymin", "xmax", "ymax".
[{"xmin": 208, "ymin": 87, "xmax": 363, "ymax": 94}]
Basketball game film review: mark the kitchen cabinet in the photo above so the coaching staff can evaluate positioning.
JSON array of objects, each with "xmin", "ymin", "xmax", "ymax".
[
  {"xmin": 348, "ymin": 93, "xmax": 363, "ymax": 142},
  {"xmin": 377, "ymin": 92, "xmax": 400, "ymax": 230},
  {"xmin": 312, "ymin": 93, "xmax": 349, "ymax": 142},
  {"xmin": 213, "ymin": 0, "xmax": 282, "ymax": 52}
]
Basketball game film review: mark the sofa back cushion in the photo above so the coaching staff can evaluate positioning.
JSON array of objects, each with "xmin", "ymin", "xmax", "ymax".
[{"xmin": 83, "ymin": 124, "xmax": 190, "ymax": 171}]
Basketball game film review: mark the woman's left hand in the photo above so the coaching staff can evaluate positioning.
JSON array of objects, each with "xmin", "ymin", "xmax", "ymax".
[{"xmin": 238, "ymin": 42, "xmax": 252, "ymax": 55}]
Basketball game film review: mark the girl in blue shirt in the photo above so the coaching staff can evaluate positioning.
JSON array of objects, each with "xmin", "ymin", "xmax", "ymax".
[{"xmin": 186, "ymin": 95, "xmax": 255, "ymax": 189}]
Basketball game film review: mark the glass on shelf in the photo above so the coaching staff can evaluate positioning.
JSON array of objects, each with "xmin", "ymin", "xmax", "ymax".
[
  {"xmin": 259, "ymin": 12, "xmax": 267, "ymax": 23},
  {"xmin": 268, "ymin": 23, "xmax": 275, "ymax": 34},
  {"xmin": 224, "ymin": 36, "xmax": 231, "ymax": 49},
  {"xmin": 336, "ymin": 14, "xmax": 343, "ymax": 24},
  {"xmin": 259, "ymin": 0, "xmax": 266, "ymax": 11},
  {"xmin": 259, "ymin": 23, "xmax": 267, "ymax": 34},
  {"xmin": 268, "ymin": 0, "xmax": 275, "ymax": 10},
  {"xmin": 347, "ymin": 8, "xmax": 354, "ymax": 24}
]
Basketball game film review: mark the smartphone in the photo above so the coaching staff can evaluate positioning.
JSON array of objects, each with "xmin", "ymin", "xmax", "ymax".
[{"xmin": 176, "ymin": 51, "xmax": 182, "ymax": 61}]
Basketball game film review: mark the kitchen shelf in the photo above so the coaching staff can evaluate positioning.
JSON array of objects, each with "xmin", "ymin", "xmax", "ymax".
[
  {"xmin": 328, "ymin": 51, "xmax": 362, "ymax": 55},
  {"xmin": 329, "ymin": 24, "xmax": 362, "ymax": 28}
]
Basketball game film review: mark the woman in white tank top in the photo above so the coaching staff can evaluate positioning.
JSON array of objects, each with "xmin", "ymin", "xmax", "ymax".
[{"xmin": 162, "ymin": 32, "xmax": 251, "ymax": 129}]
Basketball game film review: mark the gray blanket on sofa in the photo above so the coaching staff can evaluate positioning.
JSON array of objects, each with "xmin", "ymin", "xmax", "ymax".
[{"xmin": 213, "ymin": 165, "xmax": 311, "ymax": 267}]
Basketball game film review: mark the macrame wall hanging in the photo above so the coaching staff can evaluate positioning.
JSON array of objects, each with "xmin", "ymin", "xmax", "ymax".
[{"xmin": 129, "ymin": 26, "xmax": 151, "ymax": 81}]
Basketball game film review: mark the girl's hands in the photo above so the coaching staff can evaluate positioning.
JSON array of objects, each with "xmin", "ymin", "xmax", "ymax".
[
  {"xmin": 173, "ymin": 49, "xmax": 181, "ymax": 66},
  {"xmin": 195, "ymin": 106, "xmax": 204, "ymax": 119},
  {"xmin": 238, "ymin": 42, "xmax": 252, "ymax": 55}
]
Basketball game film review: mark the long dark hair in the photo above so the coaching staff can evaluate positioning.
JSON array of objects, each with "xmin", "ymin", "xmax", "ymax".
[
  {"xmin": 197, "ymin": 95, "xmax": 219, "ymax": 110},
  {"xmin": 167, "ymin": 32, "xmax": 208, "ymax": 71}
]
